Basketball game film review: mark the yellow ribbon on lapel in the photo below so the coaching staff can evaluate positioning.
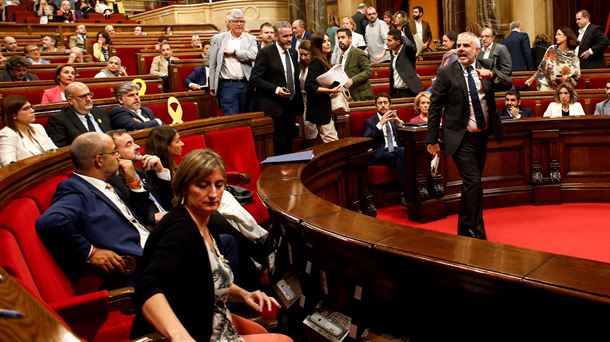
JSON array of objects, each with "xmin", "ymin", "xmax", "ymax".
[
  {"xmin": 132, "ymin": 78, "xmax": 147, "ymax": 96},
  {"xmin": 167, "ymin": 96, "xmax": 183, "ymax": 125}
]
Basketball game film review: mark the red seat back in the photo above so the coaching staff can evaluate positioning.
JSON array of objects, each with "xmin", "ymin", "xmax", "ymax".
[
  {"xmin": 21, "ymin": 175, "xmax": 69, "ymax": 212},
  {"xmin": 349, "ymin": 109, "xmax": 376, "ymax": 137},
  {"xmin": 0, "ymin": 198, "xmax": 77, "ymax": 304},
  {"xmin": 0, "ymin": 228, "xmax": 42, "ymax": 300},
  {"xmin": 175, "ymin": 134, "xmax": 206, "ymax": 165},
  {"xmin": 146, "ymin": 101, "xmax": 199, "ymax": 124},
  {"xmin": 204, "ymin": 127, "xmax": 261, "ymax": 187}
]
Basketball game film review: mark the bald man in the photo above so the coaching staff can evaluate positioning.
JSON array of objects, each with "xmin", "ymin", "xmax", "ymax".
[
  {"xmin": 2, "ymin": 36, "xmax": 18, "ymax": 52},
  {"xmin": 36, "ymin": 132, "xmax": 150, "ymax": 288},
  {"xmin": 45, "ymin": 82, "xmax": 112, "ymax": 147}
]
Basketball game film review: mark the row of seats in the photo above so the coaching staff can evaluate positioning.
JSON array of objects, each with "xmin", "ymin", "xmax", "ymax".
[{"xmin": 0, "ymin": 115, "xmax": 271, "ymax": 340}]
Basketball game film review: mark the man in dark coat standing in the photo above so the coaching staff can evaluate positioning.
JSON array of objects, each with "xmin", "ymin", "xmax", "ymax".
[
  {"xmin": 250, "ymin": 21, "xmax": 304, "ymax": 155},
  {"xmin": 502, "ymin": 21, "xmax": 534, "ymax": 71},
  {"xmin": 575, "ymin": 10, "xmax": 609, "ymax": 69},
  {"xmin": 426, "ymin": 32, "xmax": 512, "ymax": 239}
]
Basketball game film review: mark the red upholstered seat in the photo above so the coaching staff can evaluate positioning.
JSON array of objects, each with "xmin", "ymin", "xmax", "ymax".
[
  {"xmin": 78, "ymin": 68, "xmax": 102, "ymax": 78},
  {"xmin": 204, "ymin": 127, "xmax": 269, "ymax": 223},
  {"xmin": 146, "ymin": 101, "xmax": 199, "ymax": 125},
  {"xmin": 0, "ymin": 198, "xmax": 134, "ymax": 341},
  {"xmin": 373, "ymin": 66, "xmax": 390, "ymax": 79},
  {"xmin": 416, "ymin": 65, "xmax": 438, "ymax": 76},
  {"xmin": 348, "ymin": 109, "xmax": 376, "ymax": 137},
  {"xmin": 588, "ymin": 75, "xmax": 608, "ymax": 89},
  {"xmin": 114, "ymin": 46, "xmax": 142, "ymax": 75},
  {"xmin": 175, "ymin": 134, "xmax": 206, "ymax": 165},
  {"xmin": 372, "ymin": 83, "xmax": 391, "ymax": 96},
  {"xmin": 21, "ymin": 174, "xmax": 69, "ymax": 212},
  {"xmin": 32, "ymin": 69, "xmax": 58, "ymax": 80},
  {"xmin": 0, "ymin": 228, "xmax": 42, "ymax": 300}
]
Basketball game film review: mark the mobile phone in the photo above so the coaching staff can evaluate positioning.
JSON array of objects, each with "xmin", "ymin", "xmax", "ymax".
[{"xmin": 281, "ymin": 87, "xmax": 290, "ymax": 94}]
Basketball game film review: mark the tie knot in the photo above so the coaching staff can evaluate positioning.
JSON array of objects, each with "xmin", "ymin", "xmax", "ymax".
[{"xmin": 466, "ymin": 65, "xmax": 473, "ymax": 73}]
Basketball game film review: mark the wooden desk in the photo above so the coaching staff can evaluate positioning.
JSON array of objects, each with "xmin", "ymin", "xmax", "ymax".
[
  {"xmin": 399, "ymin": 116, "xmax": 610, "ymax": 222},
  {"xmin": 0, "ymin": 268, "xmax": 79, "ymax": 341}
]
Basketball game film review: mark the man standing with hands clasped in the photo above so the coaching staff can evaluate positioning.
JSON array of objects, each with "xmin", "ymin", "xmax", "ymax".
[{"xmin": 426, "ymin": 32, "xmax": 512, "ymax": 240}]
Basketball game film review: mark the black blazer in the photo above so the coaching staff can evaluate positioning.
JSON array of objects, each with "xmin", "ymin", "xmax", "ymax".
[
  {"xmin": 426, "ymin": 60, "xmax": 513, "ymax": 156},
  {"xmin": 110, "ymin": 106, "xmax": 161, "ymax": 131},
  {"xmin": 578, "ymin": 24, "xmax": 609, "ymax": 69},
  {"xmin": 131, "ymin": 206, "xmax": 219, "ymax": 341},
  {"xmin": 304, "ymin": 58, "xmax": 333, "ymax": 125},
  {"xmin": 499, "ymin": 106, "xmax": 533, "ymax": 120},
  {"xmin": 45, "ymin": 106, "xmax": 112, "ymax": 147},
  {"xmin": 250, "ymin": 43, "xmax": 304, "ymax": 120},
  {"xmin": 390, "ymin": 37, "xmax": 423, "ymax": 94},
  {"xmin": 363, "ymin": 114, "xmax": 403, "ymax": 161},
  {"xmin": 502, "ymin": 31, "xmax": 534, "ymax": 71}
]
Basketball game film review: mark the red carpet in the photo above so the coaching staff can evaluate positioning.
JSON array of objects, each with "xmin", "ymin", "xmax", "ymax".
[{"xmin": 376, "ymin": 203, "xmax": 610, "ymax": 264}]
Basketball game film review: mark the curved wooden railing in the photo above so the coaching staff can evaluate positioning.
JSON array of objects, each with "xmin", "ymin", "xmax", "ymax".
[{"xmin": 257, "ymin": 133, "xmax": 610, "ymax": 340}]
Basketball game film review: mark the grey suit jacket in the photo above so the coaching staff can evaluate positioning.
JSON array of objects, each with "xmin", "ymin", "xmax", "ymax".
[
  {"xmin": 208, "ymin": 31, "xmax": 258, "ymax": 91},
  {"xmin": 477, "ymin": 42, "xmax": 512, "ymax": 76},
  {"xmin": 594, "ymin": 99, "xmax": 610, "ymax": 115}
]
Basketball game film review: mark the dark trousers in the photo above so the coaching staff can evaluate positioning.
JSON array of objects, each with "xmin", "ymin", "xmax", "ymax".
[
  {"xmin": 372, "ymin": 147, "xmax": 406, "ymax": 187},
  {"xmin": 391, "ymin": 88, "xmax": 417, "ymax": 99},
  {"xmin": 451, "ymin": 132, "xmax": 488, "ymax": 239},
  {"xmin": 217, "ymin": 80, "xmax": 248, "ymax": 115},
  {"xmin": 272, "ymin": 112, "xmax": 295, "ymax": 156}
]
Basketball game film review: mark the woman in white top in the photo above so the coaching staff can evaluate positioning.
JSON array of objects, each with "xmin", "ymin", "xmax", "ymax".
[
  {"xmin": 0, "ymin": 95, "xmax": 57, "ymax": 167},
  {"xmin": 543, "ymin": 83, "xmax": 585, "ymax": 118},
  {"xmin": 331, "ymin": 16, "xmax": 366, "ymax": 64}
]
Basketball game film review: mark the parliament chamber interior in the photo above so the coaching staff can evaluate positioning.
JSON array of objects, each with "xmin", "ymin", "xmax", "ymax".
[{"xmin": 1, "ymin": 0, "xmax": 610, "ymax": 341}]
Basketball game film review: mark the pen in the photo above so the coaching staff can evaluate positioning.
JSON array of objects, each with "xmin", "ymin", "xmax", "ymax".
[{"xmin": 0, "ymin": 308, "xmax": 25, "ymax": 318}]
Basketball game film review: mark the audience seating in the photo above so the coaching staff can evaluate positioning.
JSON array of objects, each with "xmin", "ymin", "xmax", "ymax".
[
  {"xmin": 204, "ymin": 126, "xmax": 270, "ymax": 223},
  {"xmin": 136, "ymin": 51, "xmax": 205, "ymax": 75},
  {"xmin": 168, "ymin": 60, "xmax": 205, "ymax": 92}
]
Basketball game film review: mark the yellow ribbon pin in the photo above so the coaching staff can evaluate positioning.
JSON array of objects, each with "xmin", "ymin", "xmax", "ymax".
[
  {"xmin": 132, "ymin": 78, "xmax": 147, "ymax": 96},
  {"xmin": 167, "ymin": 96, "xmax": 183, "ymax": 125}
]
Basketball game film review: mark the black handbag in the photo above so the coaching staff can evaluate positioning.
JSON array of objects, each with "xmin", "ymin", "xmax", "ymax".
[{"xmin": 225, "ymin": 184, "xmax": 253, "ymax": 205}]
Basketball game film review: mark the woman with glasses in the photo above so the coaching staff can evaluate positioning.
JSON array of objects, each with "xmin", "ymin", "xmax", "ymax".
[
  {"xmin": 41, "ymin": 64, "xmax": 76, "ymax": 104},
  {"xmin": 0, "ymin": 95, "xmax": 57, "ymax": 166}
]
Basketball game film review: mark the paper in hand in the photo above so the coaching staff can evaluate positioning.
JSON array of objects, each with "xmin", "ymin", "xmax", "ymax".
[
  {"xmin": 430, "ymin": 155, "xmax": 440, "ymax": 176},
  {"xmin": 315, "ymin": 64, "xmax": 350, "ymax": 88}
]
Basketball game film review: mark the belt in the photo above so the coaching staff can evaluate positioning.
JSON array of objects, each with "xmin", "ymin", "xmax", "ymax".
[{"xmin": 219, "ymin": 78, "xmax": 247, "ymax": 83}]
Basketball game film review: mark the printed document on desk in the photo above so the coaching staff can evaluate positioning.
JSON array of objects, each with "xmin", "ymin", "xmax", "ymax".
[{"xmin": 262, "ymin": 150, "xmax": 314, "ymax": 164}]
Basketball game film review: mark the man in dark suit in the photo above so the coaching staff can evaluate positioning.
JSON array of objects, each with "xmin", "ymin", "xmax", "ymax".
[
  {"xmin": 36, "ymin": 132, "xmax": 151, "ymax": 288},
  {"xmin": 500, "ymin": 89, "xmax": 533, "ymax": 120},
  {"xmin": 110, "ymin": 82, "xmax": 163, "ymax": 131},
  {"xmin": 291, "ymin": 19, "xmax": 312, "ymax": 52},
  {"xmin": 502, "ymin": 21, "xmax": 534, "ymax": 71},
  {"xmin": 387, "ymin": 29, "xmax": 422, "ymax": 98},
  {"xmin": 352, "ymin": 3, "xmax": 368, "ymax": 35},
  {"xmin": 250, "ymin": 21, "xmax": 304, "ymax": 155},
  {"xmin": 478, "ymin": 27, "xmax": 512, "ymax": 76},
  {"xmin": 364, "ymin": 92, "xmax": 407, "ymax": 205},
  {"xmin": 45, "ymin": 82, "xmax": 112, "ymax": 147},
  {"xmin": 426, "ymin": 32, "xmax": 513, "ymax": 239},
  {"xmin": 335, "ymin": 28, "xmax": 374, "ymax": 101},
  {"xmin": 575, "ymin": 10, "xmax": 609, "ymax": 69}
]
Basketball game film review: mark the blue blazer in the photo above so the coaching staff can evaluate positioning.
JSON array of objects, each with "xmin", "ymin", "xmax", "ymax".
[
  {"xmin": 291, "ymin": 31, "xmax": 312, "ymax": 49},
  {"xmin": 183, "ymin": 66, "xmax": 208, "ymax": 89},
  {"xmin": 363, "ymin": 114, "xmax": 403, "ymax": 161},
  {"xmin": 36, "ymin": 174, "xmax": 147, "ymax": 282},
  {"xmin": 502, "ymin": 31, "xmax": 534, "ymax": 71},
  {"xmin": 110, "ymin": 106, "xmax": 161, "ymax": 131}
]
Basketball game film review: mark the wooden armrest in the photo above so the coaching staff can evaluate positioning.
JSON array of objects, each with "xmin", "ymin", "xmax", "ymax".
[
  {"xmin": 226, "ymin": 171, "xmax": 250, "ymax": 185},
  {"xmin": 108, "ymin": 286, "xmax": 135, "ymax": 314},
  {"xmin": 131, "ymin": 332, "xmax": 166, "ymax": 341}
]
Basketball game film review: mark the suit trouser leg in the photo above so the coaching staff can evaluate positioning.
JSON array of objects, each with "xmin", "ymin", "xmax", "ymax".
[
  {"xmin": 452, "ymin": 132, "xmax": 488, "ymax": 239},
  {"xmin": 374, "ymin": 147, "xmax": 406, "ymax": 187},
  {"xmin": 273, "ymin": 112, "xmax": 295, "ymax": 155}
]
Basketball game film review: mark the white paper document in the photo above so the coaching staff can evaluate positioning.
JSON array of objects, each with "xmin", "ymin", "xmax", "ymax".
[
  {"xmin": 430, "ymin": 155, "xmax": 440, "ymax": 176},
  {"xmin": 315, "ymin": 64, "xmax": 350, "ymax": 88}
]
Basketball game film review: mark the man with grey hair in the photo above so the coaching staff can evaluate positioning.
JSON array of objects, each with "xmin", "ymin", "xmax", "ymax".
[
  {"xmin": 36, "ymin": 131, "xmax": 150, "ymax": 288},
  {"xmin": 502, "ymin": 21, "xmax": 534, "ymax": 71},
  {"xmin": 110, "ymin": 82, "xmax": 163, "ymax": 131},
  {"xmin": 191, "ymin": 34, "xmax": 202, "ymax": 49},
  {"xmin": 250, "ymin": 20, "xmax": 304, "ymax": 155},
  {"xmin": 24, "ymin": 44, "xmax": 49, "ymax": 64},
  {"xmin": 208, "ymin": 8, "xmax": 258, "ymax": 115},
  {"xmin": 105, "ymin": 25, "xmax": 116, "ymax": 37},
  {"xmin": 45, "ymin": 82, "xmax": 111, "ymax": 147},
  {"xmin": 426, "ymin": 31, "xmax": 512, "ymax": 240},
  {"xmin": 478, "ymin": 27, "xmax": 512, "ymax": 75},
  {"xmin": 291, "ymin": 19, "xmax": 311, "ymax": 51}
]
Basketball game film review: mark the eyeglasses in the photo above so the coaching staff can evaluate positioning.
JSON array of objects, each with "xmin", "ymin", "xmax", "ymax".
[
  {"xmin": 26, "ymin": 48, "xmax": 40, "ymax": 53},
  {"xmin": 19, "ymin": 105, "xmax": 35, "ymax": 112},
  {"xmin": 230, "ymin": 20, "xmax": 245, "ymax": 24},
  {"xmin": 71, "ymin": 92, "xmax": 94, "ymax": 100},
  {"xmin": 98, "ymin": 148, "xmax": 119, "ymax": 157}
]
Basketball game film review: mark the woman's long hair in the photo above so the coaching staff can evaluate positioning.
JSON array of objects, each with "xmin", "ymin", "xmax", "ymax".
[
  {"xmin": 298, "ymin": 39, "xmax": 312, "ymax": 72},
  {"xmin": 309, "ymin": 33, "xmax": 331, "ymax": 70},
  {"xmin": 146, "ymin": 126, "xmax": 178, "ymax": 174},
  {"xmin": 557, "ymin": 26, "xmax": 578, "ymax": 51},
  {"xmin": 2, "ymin": 95, "xmax": 33, "ymax": 137}
]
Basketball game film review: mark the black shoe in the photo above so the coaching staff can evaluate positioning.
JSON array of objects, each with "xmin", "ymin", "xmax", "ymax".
[{"xmin": 399, "ymin": 192, "xmax": 408, "ymax": 207}]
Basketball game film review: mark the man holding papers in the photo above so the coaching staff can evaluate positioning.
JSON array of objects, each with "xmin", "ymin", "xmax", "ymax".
[
  {"xmin": 334, "ymin": 28, "xmax": 374, "ymax": 101},
  {"xmin": 250, "ymin": 21, "xmax": 304, "ymax": 155}
]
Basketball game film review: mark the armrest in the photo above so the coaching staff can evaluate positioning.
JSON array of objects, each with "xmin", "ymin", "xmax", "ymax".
[
  {"xmin": 50, "ymin": 287, "xmax": 135, "ymax": 320},
  {"xmin": 108, "ymin": 286, "xmax": 136, "ymax": 314},
  {"xmin": 226, "ymin": 171, "xmax": 250, "ymax": 185}
]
